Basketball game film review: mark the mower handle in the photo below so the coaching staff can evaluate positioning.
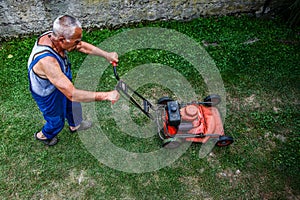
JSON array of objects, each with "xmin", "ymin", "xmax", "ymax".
[{"xmin": 112, "ymin": 61, "xmax": 120, "ymax": 81}]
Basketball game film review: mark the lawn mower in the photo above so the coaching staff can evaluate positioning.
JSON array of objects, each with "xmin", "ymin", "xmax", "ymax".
[{"xmin": 112, "ymin": 62, "xmax": 234, "ymax": 149}]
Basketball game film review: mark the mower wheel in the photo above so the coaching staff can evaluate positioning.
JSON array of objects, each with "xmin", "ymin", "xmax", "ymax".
[
  {"xmin": 203, "ymin": 94, "xmax": 221, "ymax": 107},
  {"xmin": 158, "ymin": 128, "xmax": 167, "ymax": 140},
  {"xmin": 157, "ymin": 97, "xmax": 173, "ymax": 105},
  {"xmin": 216, "ymin": 136, "xmax": 234, "ymax": 147},
  {"xmin": 162, "ymin": 138, "xmax": 181, "ymax": 149}
]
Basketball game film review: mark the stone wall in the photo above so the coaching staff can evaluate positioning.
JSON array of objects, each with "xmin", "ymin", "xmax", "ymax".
[{"xmin": 0, "ymin": 0, "xmax": 265, "ymax": 39}]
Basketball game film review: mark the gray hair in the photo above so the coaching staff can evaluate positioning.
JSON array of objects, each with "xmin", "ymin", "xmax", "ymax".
[{"xmin": 52, "ymin": 15, "xmax": 82, "ymax": 40}]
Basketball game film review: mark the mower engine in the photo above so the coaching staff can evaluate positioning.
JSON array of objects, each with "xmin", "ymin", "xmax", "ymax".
[
  {"xmin": 164, "ymin": 102, "xmax": 224, "ymax": 141},
  {"xmin": 158, "ymin": 95, "xmax": 234, "ymax": 148},
  {"xmin": 167, "ymin": 101, "xmax": 181, "ymax": 126},
  {"xmin": 165, "ymin": 103, "xmax": 206, "ymax": 136}
]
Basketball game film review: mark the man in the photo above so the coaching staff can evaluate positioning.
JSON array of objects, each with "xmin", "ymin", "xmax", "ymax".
[{"xmin": 28, "ymin": 15, "xmax": 120, "ymax": 146}]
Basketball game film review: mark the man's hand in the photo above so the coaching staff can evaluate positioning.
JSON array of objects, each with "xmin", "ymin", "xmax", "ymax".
[
  {"xmin": 105, "ymin": 52, "xmax": 118, "ymax": 64},
  {"xmin": 106, "ymin": 90, "xmax": 120, "ymax": 104}
]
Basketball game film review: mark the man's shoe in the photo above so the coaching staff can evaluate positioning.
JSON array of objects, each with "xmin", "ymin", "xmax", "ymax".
[
  {"xmin": 69, "ymin": 120, "xmax": 92, "ymax": 133},
  {"xmin": 34, "ymin": 132, "xmax": 58, "ymax": 146}
]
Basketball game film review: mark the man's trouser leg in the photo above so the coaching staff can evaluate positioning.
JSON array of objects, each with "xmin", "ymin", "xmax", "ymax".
[
  {"xmin": 42, "ymin": 115, "xmax": 65, "ymax": 139},
  {"xmin": 66, "ymin": 100, "xmax": 83, "ymax": 127}
]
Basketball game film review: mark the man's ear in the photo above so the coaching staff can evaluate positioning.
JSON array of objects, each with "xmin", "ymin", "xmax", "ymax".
[{"xmin": 58, "ymin": 37, "xmax": 64, "ymax": 43}]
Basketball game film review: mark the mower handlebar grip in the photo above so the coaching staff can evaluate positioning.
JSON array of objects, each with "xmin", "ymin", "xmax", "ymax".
[{"xmin": 112, "ymin": 62, "xmax": 120, "ymax": 81}]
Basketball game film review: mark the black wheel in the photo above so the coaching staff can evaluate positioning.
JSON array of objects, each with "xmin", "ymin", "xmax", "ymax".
[
  {"xmin": 216, "ymin": 136, "xmax": 234, "ymax": 147},
  {"xmin": 157, "ymin": 97, "xmax": 173, "ymax": 105},
  {"xmin": 158, "ymin": 128, "xmax": 167, "ymax": 140},
  {"xmin": 203, "ymin": 94, "xmax": 221, "ymax": 107},
  {"xmin": 162, "ymin": 138, "xmax": 181, "ymax": 149}
]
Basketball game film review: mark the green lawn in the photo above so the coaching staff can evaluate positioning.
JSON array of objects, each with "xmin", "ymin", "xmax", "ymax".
[{"xmin": 0, "ymin": 15, "xmax": 299, "ymax": 199}]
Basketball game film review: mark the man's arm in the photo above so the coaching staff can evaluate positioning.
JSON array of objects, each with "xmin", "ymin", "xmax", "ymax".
[
  {"xmin": 37, "ymin": 57, "xmax": 119, "ymax": 103},
  {"xmin": 76, "ymin": 41, "xmax": 118, "ymax": 63}
]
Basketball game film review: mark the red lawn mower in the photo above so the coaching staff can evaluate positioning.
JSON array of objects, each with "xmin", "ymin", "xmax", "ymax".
[{"xmin": 112, "ymin": 63, "xmax": 234, "ymax": 149}]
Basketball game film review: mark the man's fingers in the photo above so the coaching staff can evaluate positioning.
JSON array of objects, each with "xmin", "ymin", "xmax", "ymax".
[{"xmin": 110, "ymin": 90, "xmax": 120, "ymax": 104}]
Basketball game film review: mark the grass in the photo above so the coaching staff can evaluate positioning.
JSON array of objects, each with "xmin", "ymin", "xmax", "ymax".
[{"xmin": 0, "ymin": 15, "xmax": 299, "ymax": 199}]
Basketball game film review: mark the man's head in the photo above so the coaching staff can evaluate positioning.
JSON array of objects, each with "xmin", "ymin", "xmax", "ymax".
[{"xmin": 52, "ymin": 15, "xmax": 82, "ymax": 51}]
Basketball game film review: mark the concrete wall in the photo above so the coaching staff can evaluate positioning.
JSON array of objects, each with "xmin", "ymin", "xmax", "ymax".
[{"xmin": 0, "ymin": 0, "xmax": 265, "ymax": 39}]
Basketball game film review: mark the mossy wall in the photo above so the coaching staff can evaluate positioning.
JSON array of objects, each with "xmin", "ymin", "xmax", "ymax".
[{"xmin": 0, "ymin": 0, "xmax": 265, "ymax": 38}]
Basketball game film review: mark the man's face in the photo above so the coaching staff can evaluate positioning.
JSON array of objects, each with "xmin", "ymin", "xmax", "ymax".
[{"xmin": 62, "ymin": 27, "xmax": 82, "ymax": 52}]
